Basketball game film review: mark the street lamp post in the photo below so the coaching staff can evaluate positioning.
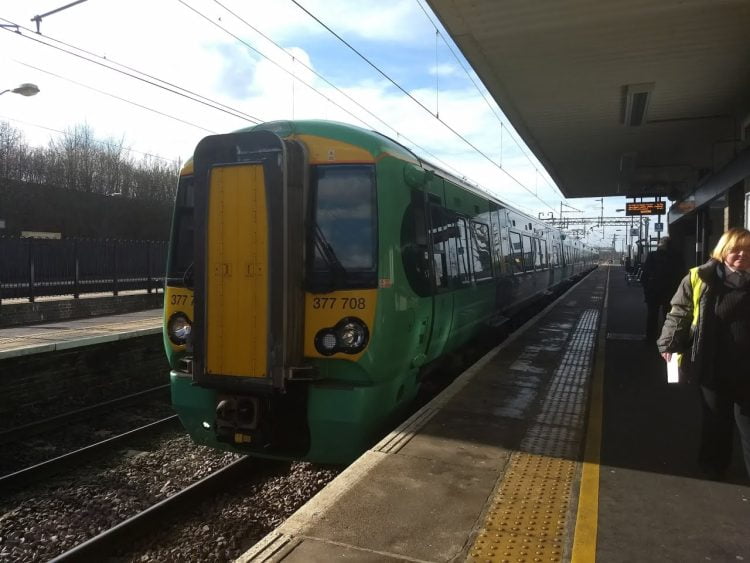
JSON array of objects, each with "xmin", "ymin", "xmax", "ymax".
[
  {"xmin": 0, "ymin": 83, "xmax": 40, "ymax": 97},
  {"xmin": 616, "ymin": 208, "xmax": 636, "ymax": 264}
]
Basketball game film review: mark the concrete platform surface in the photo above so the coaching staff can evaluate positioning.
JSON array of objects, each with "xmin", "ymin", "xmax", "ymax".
[
  {"xmin": 238, "ymin": 266, "xmax": 749, "ymax": 563},
  {"xmin": 0, "ymin": 309, "xmax": 162, "ymax": 359}
]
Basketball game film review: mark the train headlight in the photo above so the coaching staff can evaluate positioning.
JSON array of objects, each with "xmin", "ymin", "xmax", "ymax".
[
  {"xmin": 336, "ymin": 318, "xmax": 368, "ymax": 351},
  {"xmin": 167, "ymin": 312, "xmax": 192, "ymax": 345},
  {"xmin": 314, "ymin": 317, "xmax": 369, "ymax": 356}
]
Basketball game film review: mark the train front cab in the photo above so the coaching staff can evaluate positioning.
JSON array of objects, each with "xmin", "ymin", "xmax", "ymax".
[{"xmin": 165, "ymin": 127, "xmax": 408, "ymax": 463}]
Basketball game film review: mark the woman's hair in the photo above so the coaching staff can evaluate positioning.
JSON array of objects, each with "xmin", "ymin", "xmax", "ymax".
[{"xmin": 710, "ymin": 227, "xmax": 750, "ymax": 261}]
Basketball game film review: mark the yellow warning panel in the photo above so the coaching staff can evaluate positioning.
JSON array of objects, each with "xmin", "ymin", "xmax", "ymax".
[
  {"xmin": 206, "ymin": 164, "xmax": 269, "ymax": 378},
  {"xmin": 467, "ymin": 453, "xmax": 576, "ymax": 563}
]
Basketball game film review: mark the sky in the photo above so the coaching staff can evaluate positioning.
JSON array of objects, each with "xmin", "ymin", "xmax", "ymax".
[{"xmin": 0, "ymin": 0, "xmax": 628, "ymax": 247}]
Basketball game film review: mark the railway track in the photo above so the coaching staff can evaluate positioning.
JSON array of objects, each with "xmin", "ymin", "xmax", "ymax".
[
  {"xmin": 0, "ymin": 415, "xmax": 180, "ymax": 494},
  {"xmin": 0, "ymin": 425, "xmax": 330, "ymax": 563},
  {"xmin": 0, "ymin": 384, "xmax": 170, "ymax": 445},
  {"xmin": 49, "ymin": 456, "xmax": 255, "ymax": 562},
  {"xmin": 0, "ymin": 385, "xmax": 175, "ymax": 478}
]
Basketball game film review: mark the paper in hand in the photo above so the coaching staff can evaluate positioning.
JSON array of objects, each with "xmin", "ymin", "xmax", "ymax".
[{"xmin": 667, "ymin": 354, "xmax": 680, "ymax": 383}]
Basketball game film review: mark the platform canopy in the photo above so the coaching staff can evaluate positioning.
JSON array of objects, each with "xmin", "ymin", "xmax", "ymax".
[{"xmin": 426, "ymin": 0, "xmax": 750, "ymax": 200}]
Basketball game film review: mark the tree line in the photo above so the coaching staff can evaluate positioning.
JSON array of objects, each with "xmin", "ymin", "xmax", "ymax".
[{"xmin": 0, "ymin": 121, "xmax": 180, "ymax": 203}]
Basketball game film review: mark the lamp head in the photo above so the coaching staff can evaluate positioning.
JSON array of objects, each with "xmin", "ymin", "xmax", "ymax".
[{"xmin": 11, "ymin": 83, "xmax": 40, "ymax": 97}]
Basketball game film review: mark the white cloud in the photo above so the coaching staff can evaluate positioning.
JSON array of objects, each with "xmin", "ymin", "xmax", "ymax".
[
  {"xmin": 429, "ymin": 63, "xmax": 458, "ymax": 76},
  {"xmin": 0, "ymin": 0, "xmax": 624, "ymax": 244}
]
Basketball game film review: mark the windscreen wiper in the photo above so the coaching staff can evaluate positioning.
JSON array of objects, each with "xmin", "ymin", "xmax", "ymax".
[
  {"xmin": 183, "ymin": 262, "xmax": 195, "ymax": 289},
  {"xmin": 314, "ymin": 225, "xmax": 347, "ymax": 275}
]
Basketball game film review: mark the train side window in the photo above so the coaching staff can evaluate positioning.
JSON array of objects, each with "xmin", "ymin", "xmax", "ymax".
[
  {"xmin": 534, "ymin": 238, "xmax": 542, "ymax": 269},
  {"xmin": 429, "ymin": 204, "xmax": 455, "ymax": 291},
  {"xmin": 489, "ymin": 207, "xmax": 508, "ymax": 276},
  {"xmin": 470, "ymin": 220, "xmax": 493, "ymax": 281},
  {"xmin": 509, "ymin": 231, "xmax": 523, "ymax": 273},
  {"xmin": 552, "ymin": 243, "xmax": 560, "ymax": 266},
  {"xmin": 455, "ymin": 217, "xmax": 471, "ymax": 285},
  {"xmin": 522, "ymin": 235, "xmax": 534, "ymax": 272},
  {"xmin": 400, "ymin": 193, "xmax": 431, "ymax": 297}
]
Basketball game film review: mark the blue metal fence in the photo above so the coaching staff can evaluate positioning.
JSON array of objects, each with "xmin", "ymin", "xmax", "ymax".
[{"xmin": 0, "ymin": 237, "xmax": 168, "ymax": 303}]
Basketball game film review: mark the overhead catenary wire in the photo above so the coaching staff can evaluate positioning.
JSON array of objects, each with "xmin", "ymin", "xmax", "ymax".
[
  {"xmin": 200, "ymin": 0, "xmax": 478, "ymax": 187},
  {"xmin": 413, "ymin": 0, "xmax": 563, "ymax": 199},
  {"xmin": 3, "ymin": 4, "xmax": 556, "ymax": 214},
  {"xmin": 287, "ymin": 0, "xmax": 555, "ymax": 213},
  {"xmin": 0, "ymin": 18, "xmax": 263, "ymax": 125},
  {"xmin": 15, "ymin": 60, "xmax": 216, "ymax": 134},
  {"xmin": 0, "ymin": 8, "xmax": 476, "ymax": 192},
  {"xmin": 200, "ymin": 0, "xmax": 545, "ymax": 213}
]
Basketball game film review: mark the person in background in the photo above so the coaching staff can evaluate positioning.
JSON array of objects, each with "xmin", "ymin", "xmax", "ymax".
[
  {"xmin": 657, "ymin": 227, "xmax": 750, "ymax": 480},
  {"xmin": 641, "ymin": 236, "xmax": 686, "ymax": 340}
]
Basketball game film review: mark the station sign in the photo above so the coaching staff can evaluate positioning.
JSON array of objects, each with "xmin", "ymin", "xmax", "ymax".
[
  {"xmin": 654, "ymin": 222, "xmax": 663, "ymax": 232},
  {"xmin": 625, "ymin": 201, "xmax": 666, "ymax": 216},
  {"xmin": 630, "ymin": 228, "xmax": 639, "ymax": 236}
]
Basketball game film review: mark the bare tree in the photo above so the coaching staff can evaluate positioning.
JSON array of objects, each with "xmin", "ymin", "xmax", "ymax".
[
  {"xmin": 0, "ymin": 120, "xmax": 179, "ymax": 202},
  {"xmin": 0, "ymin": 121, "xmax": 23, "ymax": 180}
]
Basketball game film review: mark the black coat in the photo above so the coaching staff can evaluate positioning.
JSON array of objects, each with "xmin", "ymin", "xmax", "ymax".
[
  {"xmin": 641, "ymin": 248, "xmax": 685, "ymax": 304},
  {"xmin": 657, "ymin": 259, "xmax": 750, "ymax": 402}
]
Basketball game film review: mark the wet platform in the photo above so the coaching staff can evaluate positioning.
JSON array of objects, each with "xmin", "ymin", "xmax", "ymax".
[
  {"xmin": 239, "ymin": 266, "xmax": 749, "ymax": 563},
  {"xmin": 0, "ymin": 309, "xmax": 162, "ymax": 359}
]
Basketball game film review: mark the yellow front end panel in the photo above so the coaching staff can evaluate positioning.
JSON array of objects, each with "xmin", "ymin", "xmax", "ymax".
[
  {"xmin": 304, "ymin": 289, "xmax": 377, "ymax": 361},
  {"xmin": 206, "ymin": 164, "xmax": 269, "ymax": 378}
]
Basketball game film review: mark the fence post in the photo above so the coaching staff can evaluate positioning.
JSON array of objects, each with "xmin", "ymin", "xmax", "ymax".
[
  {"xmin": 73, "ymin": 239, "xmax": 80, "ymax": 298},
  {"xmin": 113, "ymin": 240, "xmax": 119, "ymax": 296},
  {"xmin": 28, "ymin": 238, "xmax": 35, "ymax": 303},
  {"xmin": 146, "ymin": 241, "xmax": 153, "ymax": 294}
]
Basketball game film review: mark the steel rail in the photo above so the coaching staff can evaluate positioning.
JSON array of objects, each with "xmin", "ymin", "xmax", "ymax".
[
  {"xmin": 0, "ymin": 384, "xmax": 170, "ymax": 445},
  {"xmin": 0, "ymin": 415, "xmax": 181, "ymax": 494},
  {"xmin": 48, "ymin": 456, "xmax": 255, "ymax": 563}
]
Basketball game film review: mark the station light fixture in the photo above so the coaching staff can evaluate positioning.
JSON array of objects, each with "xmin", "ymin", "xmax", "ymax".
[
  {"xmin": 0, "ymin": 83, "xmax": 40, "ymax": 97},
  {"xmin": 623, "ymin": 83, "xmax": 654, "ymax": 126}
]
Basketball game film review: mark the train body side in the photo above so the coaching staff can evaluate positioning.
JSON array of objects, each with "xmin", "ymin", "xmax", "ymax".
[{"xmin": 163, "ymin": 120, "xmax": 596, "ymax": 464}]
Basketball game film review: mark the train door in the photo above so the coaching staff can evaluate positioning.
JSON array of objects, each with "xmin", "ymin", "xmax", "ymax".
[
  {"xmin": 191, "ymin": 130, "xmax": 307, "ymax": 391},
  {"xmin": 422, "ymin": 175, "xmax": 454, "ymax": 363}
]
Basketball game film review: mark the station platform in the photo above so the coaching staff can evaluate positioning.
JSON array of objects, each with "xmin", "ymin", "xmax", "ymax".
[
  {"xmin": 240, "ymin": 266, "xmax": 749, "ymax": 563},
  {"xmin": 0, "ymin": 308, "xmax": 162, "ymax": 359}
]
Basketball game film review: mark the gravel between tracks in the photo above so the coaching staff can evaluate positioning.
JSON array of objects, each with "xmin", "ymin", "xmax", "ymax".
[
  {"xmin": 126, "ymin": 461, "xmax": 340, "ymax": 562},
  {"xmin": 0, "ymin": 432, "xmax": 339, "ymax": 563}
]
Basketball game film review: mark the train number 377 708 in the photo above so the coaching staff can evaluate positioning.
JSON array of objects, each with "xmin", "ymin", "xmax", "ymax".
[{"xmin": 312, "ymin": 297, "xmax": 366, "ymax": 310}]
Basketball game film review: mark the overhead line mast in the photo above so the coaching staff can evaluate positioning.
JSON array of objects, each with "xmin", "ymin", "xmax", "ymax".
[{"xmin": 31, "ymin": 0, "xmax": 88, "ymax": 34}]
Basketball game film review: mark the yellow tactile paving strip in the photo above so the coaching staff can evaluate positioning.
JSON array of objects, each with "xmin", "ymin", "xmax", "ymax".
[
  {"xmin": 469, "ymin": 453, "xmax": 575, "ymax": 563},
  {"xmin": 466, "ymin": 302, "xmax": 603, "ymax": 563}
]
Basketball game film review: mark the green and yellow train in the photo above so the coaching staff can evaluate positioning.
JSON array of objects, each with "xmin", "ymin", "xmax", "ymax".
[{"xmin": 163, "ymin": 120, "xmax": 596, "ymax": 464}]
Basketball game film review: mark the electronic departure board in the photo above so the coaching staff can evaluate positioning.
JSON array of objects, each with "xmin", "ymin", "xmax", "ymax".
[{"xmin": 625, "ymin": 201, "xmax": 666, "ymax": 216}]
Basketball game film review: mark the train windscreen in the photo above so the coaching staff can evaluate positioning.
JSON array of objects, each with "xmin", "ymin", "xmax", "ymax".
[
  {"xmin": 167, "ymin": 175, "xmax": 194, "ymax": 286},
  {"xmin": 307, "ymin": 164, "xmax": 377, "ymax": 290}
]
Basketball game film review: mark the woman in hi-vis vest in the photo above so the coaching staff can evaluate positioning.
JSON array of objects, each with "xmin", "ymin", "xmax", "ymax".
[{"xmin": 658, "ymin": 227, "xmax": 750, "ymax": 481}]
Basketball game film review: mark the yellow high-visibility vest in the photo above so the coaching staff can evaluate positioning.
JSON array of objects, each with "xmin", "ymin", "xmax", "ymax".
[{"xmin": 676, "ymin": 267, "xmax": 703, "ymax": 366}]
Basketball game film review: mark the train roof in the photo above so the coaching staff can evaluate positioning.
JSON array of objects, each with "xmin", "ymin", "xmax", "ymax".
[
  {"xmin": 182, "ymin": 119, "xmax": 593, "ymax": 251},
  {"xmin": 247, "ymin": 121, "xmax": 534, "ymax": 222},
  {"xmin": 244, "ymin": 120, "xmax": 418, "ymax": 163}
]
